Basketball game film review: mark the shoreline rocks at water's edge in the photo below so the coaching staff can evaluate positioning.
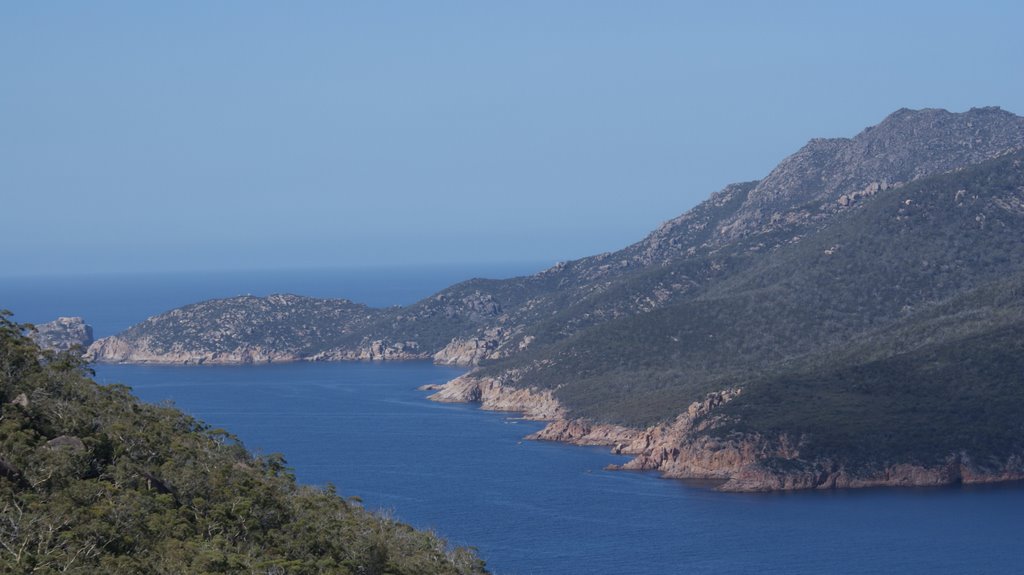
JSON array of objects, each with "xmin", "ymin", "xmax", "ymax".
[
  {"xmin": 421, "ymin": 373, "xmax": 565, "ymax": 420},
  {"xmin": 424, "ymin": 374, "xmax": 1024, "ymax": 492},
  {"xmin": 84, "ymin": 334, "xmax": 430, "ymax": 365}
]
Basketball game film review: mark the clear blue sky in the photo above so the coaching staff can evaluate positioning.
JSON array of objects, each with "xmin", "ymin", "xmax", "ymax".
[{"xmin": 3, "ymin": 1, "xmax": 1022, "ymax": 276}]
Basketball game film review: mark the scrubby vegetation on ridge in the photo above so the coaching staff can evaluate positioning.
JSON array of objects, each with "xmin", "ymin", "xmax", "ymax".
[
  {"xmin": 78, "ymin": 107, "xmax": 1024, "ymax": 483},
  {"xmin": 0, "ymin": 312, "xmax": 487, "ymax": 575},
  {"xmin": 716, "ymin": 323, "xmax": 1024, "ymax": 468},
  {"xmin": 473, "ymin": 151, "xmax": 1024, "ymax": 472}
]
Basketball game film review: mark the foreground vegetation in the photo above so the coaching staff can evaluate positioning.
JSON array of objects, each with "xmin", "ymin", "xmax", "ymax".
[{"xmin": 0, "ymin": 313, "xmax": 486, "ymax": 575}]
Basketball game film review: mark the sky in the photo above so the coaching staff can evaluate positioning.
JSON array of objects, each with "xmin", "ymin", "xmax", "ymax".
[{"xmin": 3, "ymin": 1, "xmax": 1023, "ymax": 276}]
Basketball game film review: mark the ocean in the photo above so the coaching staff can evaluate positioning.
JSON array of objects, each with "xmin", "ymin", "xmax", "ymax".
[
  {"xmin": 4, "ymin": 267, "xmax": 1023, "ymax": 574},
  {"xmin": 0, "ymin": 263, "xmax": 548, "ymax": 338}
]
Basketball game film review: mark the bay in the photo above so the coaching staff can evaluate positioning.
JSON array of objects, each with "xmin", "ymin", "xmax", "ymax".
[
  {"xmin": 93, "ymin": 361, "xmax": 1024, "ymax": 575},
  {"xmin": 5, "ymin": 267, "xmax": 1023, "ymax": 574}
]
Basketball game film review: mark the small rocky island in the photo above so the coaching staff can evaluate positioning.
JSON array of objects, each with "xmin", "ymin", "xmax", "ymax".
[{"xmin": 83, "ymin": 107, "xmax": 1024, "ymax": 492}]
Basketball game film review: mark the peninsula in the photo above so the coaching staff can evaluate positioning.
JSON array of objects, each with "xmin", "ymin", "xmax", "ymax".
[{"xmin": 85, "ymin": 107, "xmax": 1024, "ymax": 491}]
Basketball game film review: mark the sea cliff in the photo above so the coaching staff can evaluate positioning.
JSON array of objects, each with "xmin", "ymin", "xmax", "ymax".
[{"xmin": 428, "ymin": 375, "xmax": 1024, "ymax": 492}]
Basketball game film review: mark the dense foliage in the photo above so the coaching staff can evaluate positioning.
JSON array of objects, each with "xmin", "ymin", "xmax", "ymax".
[
  {"xmin": 0, "ymin": 312, "xmax": 487, "ymax": 575},
  {"xmin": 718, "ymin": 323, "xmax": 1024, "ymax": 467}
]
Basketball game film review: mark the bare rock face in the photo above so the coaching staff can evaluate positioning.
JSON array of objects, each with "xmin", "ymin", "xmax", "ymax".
[
  {"xmin": 601, "ymin": 389, "xmax": 754, "ymax": 479},
  {"xmin": 45, "ymin": 435, "xmax": 86, "ymax": 452},
  {"xmin": 433, "ymin": 327, "xmax": 509, "ymax": 366},
  {"xmin": 321, "ymin": 340, "xmax": 427, "ymax": 361},
  {"xmin": 427, "ymin": 374, "xmax": 565, "ymax": 420},
  {"xmin": 30, "ymin": 317, "xmax": 93, "ymax": 353},
  {"xmin": 715, "ymin": 106, "xmax": 1024, "ymax": 243},
  {"xmin": 433, "ymin": 329, "xmax": 537, "ymax": 367},
  {"xmin": 525, "ymin": 418, "xmax": 644, "ymax": 447},
  {"xmin": 433, "ymin": 337, "xmax": 497, "ymax": 366},
  {"xmin": 9, "ymin": 393, "xmax": 30, "ymax": 409},
  {"xmin": 632, "ymin": 107, "xmax": 1024, "ymax": 268}
]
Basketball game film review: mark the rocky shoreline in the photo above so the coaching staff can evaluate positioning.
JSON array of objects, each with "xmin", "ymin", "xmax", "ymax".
[
  {"xmin": 79, "ymin": 333, "xmax": 1024, "ymax": 492},
  {"xmin": 77, "ymin": 328, "xmax": 1024, "ymax": 492},
  {"xmin": 425, "ymin": 374, "xmax": 1024, "ymax": 492},
  {"xmin": 85, "ymin": 326, "xmax": 519, "ymax": 368},
  {"xmin": 84, "ymin": 336, "xmax": 431, "ymax": 365}
]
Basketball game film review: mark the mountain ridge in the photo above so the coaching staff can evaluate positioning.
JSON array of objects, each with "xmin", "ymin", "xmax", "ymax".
[
  {"xmin": 81, "ymin": 106, "xmax": 1024, "ymax": 490},
  {"xmin": 88, "ymin": 106, "xmax": 1024, "ymax": 368}
]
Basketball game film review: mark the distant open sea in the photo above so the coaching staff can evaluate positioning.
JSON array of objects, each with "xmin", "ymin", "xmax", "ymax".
[
  {"xmin": 0, "ymin": 263, "xmax": 549, "ymax": 337},
  {"xmin": 3, "ymin": 265, "xmax": 1023, "ymax": 574}
]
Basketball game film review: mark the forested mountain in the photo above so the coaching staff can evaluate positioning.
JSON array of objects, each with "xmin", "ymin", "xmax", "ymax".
[
  {"xmin": 0, "ymin": 313, "xmax": 487, "ymax": 573},
  {"xmin": 83, "ymin": 107, "xmax": 1024, "ymax": 490}
]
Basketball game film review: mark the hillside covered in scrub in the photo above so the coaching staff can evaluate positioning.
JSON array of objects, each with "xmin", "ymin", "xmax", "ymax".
[
  {"xmin": 83, "ymin": 106, "xmax": 1024, "ymax": 490},
  {"xmin": 0, "ymin": 313, "xmax": 487, "ymax": 574}
]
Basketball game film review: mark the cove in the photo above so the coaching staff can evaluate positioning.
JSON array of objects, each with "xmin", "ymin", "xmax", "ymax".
[{"xmin": 94, "ymin": 361, "xmax": 1024, "ymax": 575}]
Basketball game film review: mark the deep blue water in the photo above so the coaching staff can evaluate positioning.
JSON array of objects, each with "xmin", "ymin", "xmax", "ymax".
[
  {"xmin": 92, "ymin": 362, "xmax": 1024, "ymax": 575},
  {"xmin": 5, "ymin": 269, "xmax": 1024, "ymax": 574}
]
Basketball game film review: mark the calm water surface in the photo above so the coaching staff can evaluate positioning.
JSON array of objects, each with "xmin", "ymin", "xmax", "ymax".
[
  {"xmin": 93, "ymin": 362, "xmax": 1024, "ymax": 575},
  {"xmin": 6, "ymin": 269, "xmax": 1023, "ymax": 574}
]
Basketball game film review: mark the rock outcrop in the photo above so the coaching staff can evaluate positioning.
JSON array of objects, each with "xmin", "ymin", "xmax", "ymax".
[
  {"xmin": 430, "ymin": 376, "xmax": 1024, "ymax": 492},
  {"xmin": 427, "ymin": 374, "xmax": 565, "ymax": 420},
  {"xmin": 30, "ymin": 317, "xmax": 93, "ymax": 353},
  {"xmin": 310, "ymin": 340, "xmax": 427, "ymax": 361},
  {"xmin": 432, "ymin": 327, "xmax": 507, "ymax": 366},
  {"xmin": 714, "ymin": 106, "xmax": 1024, "ymax": 243},
  {"xmin": 525, "ymin": 418, "xmax": 643, "ymax": 447}
]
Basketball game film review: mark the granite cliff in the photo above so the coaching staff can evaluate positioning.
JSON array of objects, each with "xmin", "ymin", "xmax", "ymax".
[{"xmin": 438, "ymin": 372, "xmax": 1024, "ymax": 492}]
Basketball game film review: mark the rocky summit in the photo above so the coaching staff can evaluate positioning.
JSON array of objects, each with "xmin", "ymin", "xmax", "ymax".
[
  {"xmin": 87, "ymin": 107, "xmax": 1024, "ymax": 491},
  {"xmin": 30, "ymin": 316, "xmax": 94, "ymax": 353}
]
